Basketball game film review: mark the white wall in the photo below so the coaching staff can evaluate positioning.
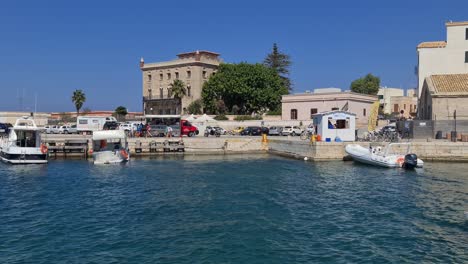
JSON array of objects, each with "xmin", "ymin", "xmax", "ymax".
[{"xmin": 417, "ymin": 24, "xmax": 468, "ymax": 98}]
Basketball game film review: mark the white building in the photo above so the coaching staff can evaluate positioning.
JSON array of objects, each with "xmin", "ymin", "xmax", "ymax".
[
  {"xmin": 314, "ymin": 88, "xmax": 342, "ymax": 93},
  {"xmin": 377, "ymin": 87, "xmax": 404, "ymax": 114},
  {"xmin": 417, "ymin": 21, "xmax": 468, "ymax": 98},
  {"xmin": 312, "ymin": 111, "xmax": 356, "ymax": 142}
]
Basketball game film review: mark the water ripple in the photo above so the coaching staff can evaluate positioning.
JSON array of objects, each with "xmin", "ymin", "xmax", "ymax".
[{"xmin": 0, "ymin": 156, "xmax": 467, "ymax": 263}]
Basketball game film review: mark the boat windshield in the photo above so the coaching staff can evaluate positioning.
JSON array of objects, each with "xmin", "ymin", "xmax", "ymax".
[
  {"xmin": 15, "ymin": 130, "xmax": 38, "ymax": 148},
  {"xmin": 384, "ymin": 143, "xmax": 411, "ymax": 156}
]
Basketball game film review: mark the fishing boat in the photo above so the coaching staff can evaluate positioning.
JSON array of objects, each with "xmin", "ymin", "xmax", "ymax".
[
  {"xmin": 91, "ymin": 130, "xmax": 130, "ymax": 164},
  {"xmin": 0, "ymin": 117, "xmax": 48, "ymax": 164},
  {"xmin": 345, "ymin": 142, "xmax": 423, "ymax": 169}
]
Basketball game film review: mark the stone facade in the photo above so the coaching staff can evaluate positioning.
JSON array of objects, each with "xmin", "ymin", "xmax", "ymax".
[
  {"xmin": 417, "ymin": 21, "xmax": 468, "ymax": 98},
  {"xmin": 140, "ymin": 51, "xmax": 221, "ymax": 115},
  {"xmin": 281, "ymin": 92, "xmax": 377, "ymax": 126},
  {"xmin": 419, "ymin": 73, "xmax": 468, "ymax": 120},
  {"xmin": 0, "ymin": 112, "xmax": 50, "ymax": 126}
]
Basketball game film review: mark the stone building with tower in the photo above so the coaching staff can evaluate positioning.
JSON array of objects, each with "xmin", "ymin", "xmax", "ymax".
[{"xmin": 140, "ymin": 51, "xmax": 221, "ymax": 115}]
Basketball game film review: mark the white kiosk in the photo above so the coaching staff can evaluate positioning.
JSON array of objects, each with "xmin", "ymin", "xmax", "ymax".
[{"xmin": 312, "ymin": 111, "xmax": 356, "ymax": 142}]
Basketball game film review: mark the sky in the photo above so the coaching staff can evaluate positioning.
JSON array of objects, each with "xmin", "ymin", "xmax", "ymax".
[{"xmin": 1, "ymin": 0, "xmax": 467, "ymax": 113}]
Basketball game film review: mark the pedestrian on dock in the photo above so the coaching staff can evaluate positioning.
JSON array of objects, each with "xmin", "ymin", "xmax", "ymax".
[{"xmin": 166, "ymin": 126, "xmax": 173, "ymax": 138}]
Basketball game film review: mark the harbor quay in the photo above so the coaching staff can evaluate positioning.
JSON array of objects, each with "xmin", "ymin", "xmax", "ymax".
[{"xmin": 40, "ymin": 133, "xmax": 468, "ymax": 161}]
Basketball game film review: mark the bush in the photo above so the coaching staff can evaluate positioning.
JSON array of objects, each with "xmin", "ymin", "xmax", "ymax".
[
  {"xmin": 234, "ymin": 115, "xmax": 263, "ymax": 121},
  {"xmin": 266, "ymin": 109, "xmax": 281, "ymax": 115},
  {"xmin": 214, "ymin": 114, "xmax": 229, "ymax": 120},
  {"xmin": 187, "ymin": 99, "xmax": 203, "ymax": 114}
]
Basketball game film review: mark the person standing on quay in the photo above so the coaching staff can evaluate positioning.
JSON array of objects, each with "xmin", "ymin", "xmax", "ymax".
[{"xmin": 166, "ymin": 126, "xmax": 173, "ymax": 138}]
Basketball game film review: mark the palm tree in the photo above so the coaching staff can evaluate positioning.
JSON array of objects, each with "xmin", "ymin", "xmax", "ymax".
[
  {"xmin": 71, "ymin": 89, "xmax": 86, "ymax": 116},
  {"xmin": 169, "ymin": 79, "xmax": 187, "ymax": 114}
]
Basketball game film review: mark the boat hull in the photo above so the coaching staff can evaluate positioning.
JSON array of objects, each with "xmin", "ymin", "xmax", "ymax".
[
  {"xmin": 345, "ymin": 144, "xmax": 423, "ymax": 168},
  {"xmin": 93, "ymin": 150, "xmax": 129, "ymax": 165},
  {"xmin": 0, "ymin": 151, "xmax": 48, "ymax": 164}
]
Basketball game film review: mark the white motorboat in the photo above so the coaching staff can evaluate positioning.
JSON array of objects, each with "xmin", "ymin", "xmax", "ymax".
[
  {"xmin": 345, "ymin": 143, "xmax": 423, "ymax": 169},
  {"xmin": 0, "ymin": 117, "xmax": 48, "ymax": 164},
  {"xmin": 91, "ymin": 130, "xmax": 130, "ymax": 164}
]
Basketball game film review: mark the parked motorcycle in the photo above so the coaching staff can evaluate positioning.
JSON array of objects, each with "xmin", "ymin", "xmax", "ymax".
[{"xmin": 204, "ymin": 126, "xmax": 221, "ymax": 137}]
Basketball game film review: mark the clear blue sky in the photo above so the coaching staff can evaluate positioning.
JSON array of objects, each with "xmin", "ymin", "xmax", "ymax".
[{"xmin": 1, "ymin": 0, "xmax": 467, "ymax": 112}]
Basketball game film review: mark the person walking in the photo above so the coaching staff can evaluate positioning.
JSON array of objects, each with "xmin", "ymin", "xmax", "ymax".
[{"xmin": 166, "ymin": 125, "xmax": 173, "ymax": 138}]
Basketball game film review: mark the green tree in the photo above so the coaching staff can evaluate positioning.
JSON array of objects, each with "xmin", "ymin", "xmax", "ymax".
[
  {"xmin": 186, "ymin": 99, "xmax": 203, "ymax": 114},
  {"xmin": 71, "ymin": 89, "xmax": 86, "ymax": 116},
  {"xmin": 202, "ymin": 63, "xmax": 288, "ymax": 115},
  {"xmin": 114, "ymin": 106, "xmax": 128, "ymax": 121},
  {"xmin": 169, "ymin": 79, "xmax": 187, "ymax": 114},
  {"xmin": 263, "ymin": 43, "xmax": 292, "ymax": 92},
  {"xmin": 350, "ymin": 74, "xmax": 380, "ymax": 95}
]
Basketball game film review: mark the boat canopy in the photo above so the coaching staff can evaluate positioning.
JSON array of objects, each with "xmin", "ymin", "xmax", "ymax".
[{"xmin": 92, "ymin": 130, "xmax": 126, "ymax": 141}]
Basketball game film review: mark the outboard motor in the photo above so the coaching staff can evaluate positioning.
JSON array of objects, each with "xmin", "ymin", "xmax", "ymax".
[{"xmin": 403, "ymin": 154, "xmax": 418, "ymax": 169}]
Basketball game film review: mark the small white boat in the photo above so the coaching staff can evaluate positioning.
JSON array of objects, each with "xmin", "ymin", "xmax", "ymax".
[
  {"xmin": 91, "ymin": 130, "xmax": 130, "ymax": 164},
  {"xmin": 345, "ymin": 143, "xmax": 423, "ymax": 169},
  {"xmin": 0, "ymin": 116, "xmax": 48, "ymax": 164}
]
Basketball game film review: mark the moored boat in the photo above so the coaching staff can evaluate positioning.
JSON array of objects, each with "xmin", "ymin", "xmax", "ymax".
[
  {"xmin": 0, "ymin": 117, "xmax": 48, "ymax": 164},
  {"xmin": 91, "ymin": 130, "xmax": 130, "ymax": 164},
  {"xmin": 345, "ymin": 143, "xmax": 423, "ymax": 169}
]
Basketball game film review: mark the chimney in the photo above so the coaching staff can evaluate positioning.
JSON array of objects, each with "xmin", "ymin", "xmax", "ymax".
[{"xmin": 139, "ymin": 57, "xmax": 145, "ymax": 68}]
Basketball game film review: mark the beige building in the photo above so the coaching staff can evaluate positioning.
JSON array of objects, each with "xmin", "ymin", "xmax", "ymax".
[
  {"xmin": 140, "ymin": 51, "xmax": 221, "ymax": 115},
  {"xmin": 389, "ymin": 96, "xmax": 418, "ymax": 118},
  {"xmin": 417, "ymin": 21, "xmax": 468, "ymax": 98},
  {"xmin": 281, "ymin": 91, "xmax": 377, "ymax": 126},
  {"xmin": 377, "ymin": 87, "xmax": 404, "ymax": 114},
  {"xmin": 419, "ymin": 73, "xmax": 468, "ymax": 120},
  {"xmin": 0, "ymin": 112, "xmax": 50, "ymax": 126}
]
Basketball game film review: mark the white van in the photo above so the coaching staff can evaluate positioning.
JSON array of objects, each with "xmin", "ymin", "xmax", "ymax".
[{"xmin": 77, "ymin": 116, "xmax": 118, "ymax": 134}]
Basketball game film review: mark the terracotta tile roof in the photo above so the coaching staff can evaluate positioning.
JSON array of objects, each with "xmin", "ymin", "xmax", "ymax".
[
  {"xmin": 446, "ymin": 21, "xmax": 468, "ymax": 27},
  {"xmin": 417, "ymin": 41, "xmax": 447, "ymax": 49},
  {"xmin": 430, "ymin": 73, "xmax": 468, "ymax": 94}
]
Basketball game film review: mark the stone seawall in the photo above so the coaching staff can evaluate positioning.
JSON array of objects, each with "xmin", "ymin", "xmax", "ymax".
[
  {"xmin": 127, "ymin": 137, "xmax": 266, "ymax": 154},
  {"xmin": 40, "ymin": 134, "xmax": 468, "ymax": 161},
  {"xmin": 268, "ymin": 139, "xmax": 468, "ymax": 161}
]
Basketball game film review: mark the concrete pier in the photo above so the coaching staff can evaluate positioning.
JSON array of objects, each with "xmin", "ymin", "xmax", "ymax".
[{"xmin": 40, "ymin": 134, "xmax": 468, "ymax": 162}]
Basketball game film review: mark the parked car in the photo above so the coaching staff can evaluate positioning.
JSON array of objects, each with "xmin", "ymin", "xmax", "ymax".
[
  {"xmin": 213, "ymin": 126, "xmax": 227, "ymax": 135},
  {"xmin": 119, "ymin": 123, "xmax": 133, "ymax": 131},
  {"xmin": 380, "ymin": 125, "xmax": 396, "ymax": 133},
  {"xmin": 231, "ymin": 126, "xmax": 244, "ymax": 135},
  {"xmin": 48, "ymin": 125, "xmax": 61, "ymax": 134},
  {"xmin": 240, "ymin": 126, "xmax": 262, "ymax": 136},
  {"xmin": 268, "ymin": 126, "xmax": 283, "ymax": 136},
  {"xmin": 57, "ymin": 125, "xmax": 73, "ymax": 134},
  {"xmin": 68, "ymin": 125, "xmax": 78, "ymax": 134},
  {"xmin": 44, "ymin": 125, "xmax": 53, "ymax": 134},
  {"xmin": 282, "ymin": 126, "xmax": 302, "ymax": 136}
]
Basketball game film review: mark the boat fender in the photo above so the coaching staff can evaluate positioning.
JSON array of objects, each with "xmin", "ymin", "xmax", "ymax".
[
  {"xmin": 120, "ymin": 149, "xmax": 129, "ymax": 160},
  {"xmin": 396, "ymin": 157, "xmax": 404, "ymax": 167},
  {"xmin": 40, "ymin": 144, "xmax": 48, "ymax": 154}
]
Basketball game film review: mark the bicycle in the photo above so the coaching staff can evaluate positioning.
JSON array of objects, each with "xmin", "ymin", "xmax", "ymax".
[{"xmin": 300, "ymin": 131, "xmax": 313, "ymax": 140}]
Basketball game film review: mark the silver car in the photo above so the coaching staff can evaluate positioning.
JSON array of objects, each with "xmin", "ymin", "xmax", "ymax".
[{"xmin": 268, "ymin": 126, "xmax": 283, "ymax": 136}]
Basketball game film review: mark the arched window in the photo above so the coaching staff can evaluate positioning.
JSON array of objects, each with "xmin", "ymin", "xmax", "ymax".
[
  {"xmin": 187, "ymin": 85, "xmax": 191, "ymax": 97},
  {"xmin": 159, "ymin": 87, "xmax": 163, "ymax": 99}
]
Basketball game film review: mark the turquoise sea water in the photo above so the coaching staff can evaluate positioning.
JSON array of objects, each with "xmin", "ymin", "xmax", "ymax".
[{"xmin": 0, "ymin": 154, "xmax": 467, "ymax": 263}]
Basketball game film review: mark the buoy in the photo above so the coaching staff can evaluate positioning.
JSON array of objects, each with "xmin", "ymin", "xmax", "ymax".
[
  {"xmin": 304, "ymin": 157, "xmax": 308, "ymax": 161},
  {"xmin": 40, "ymin": 144, "xmax": 48, "ymax": 154},
  {"xmin": 120, "ymin": 149, "xmax": 129, "ymax": 160}
]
